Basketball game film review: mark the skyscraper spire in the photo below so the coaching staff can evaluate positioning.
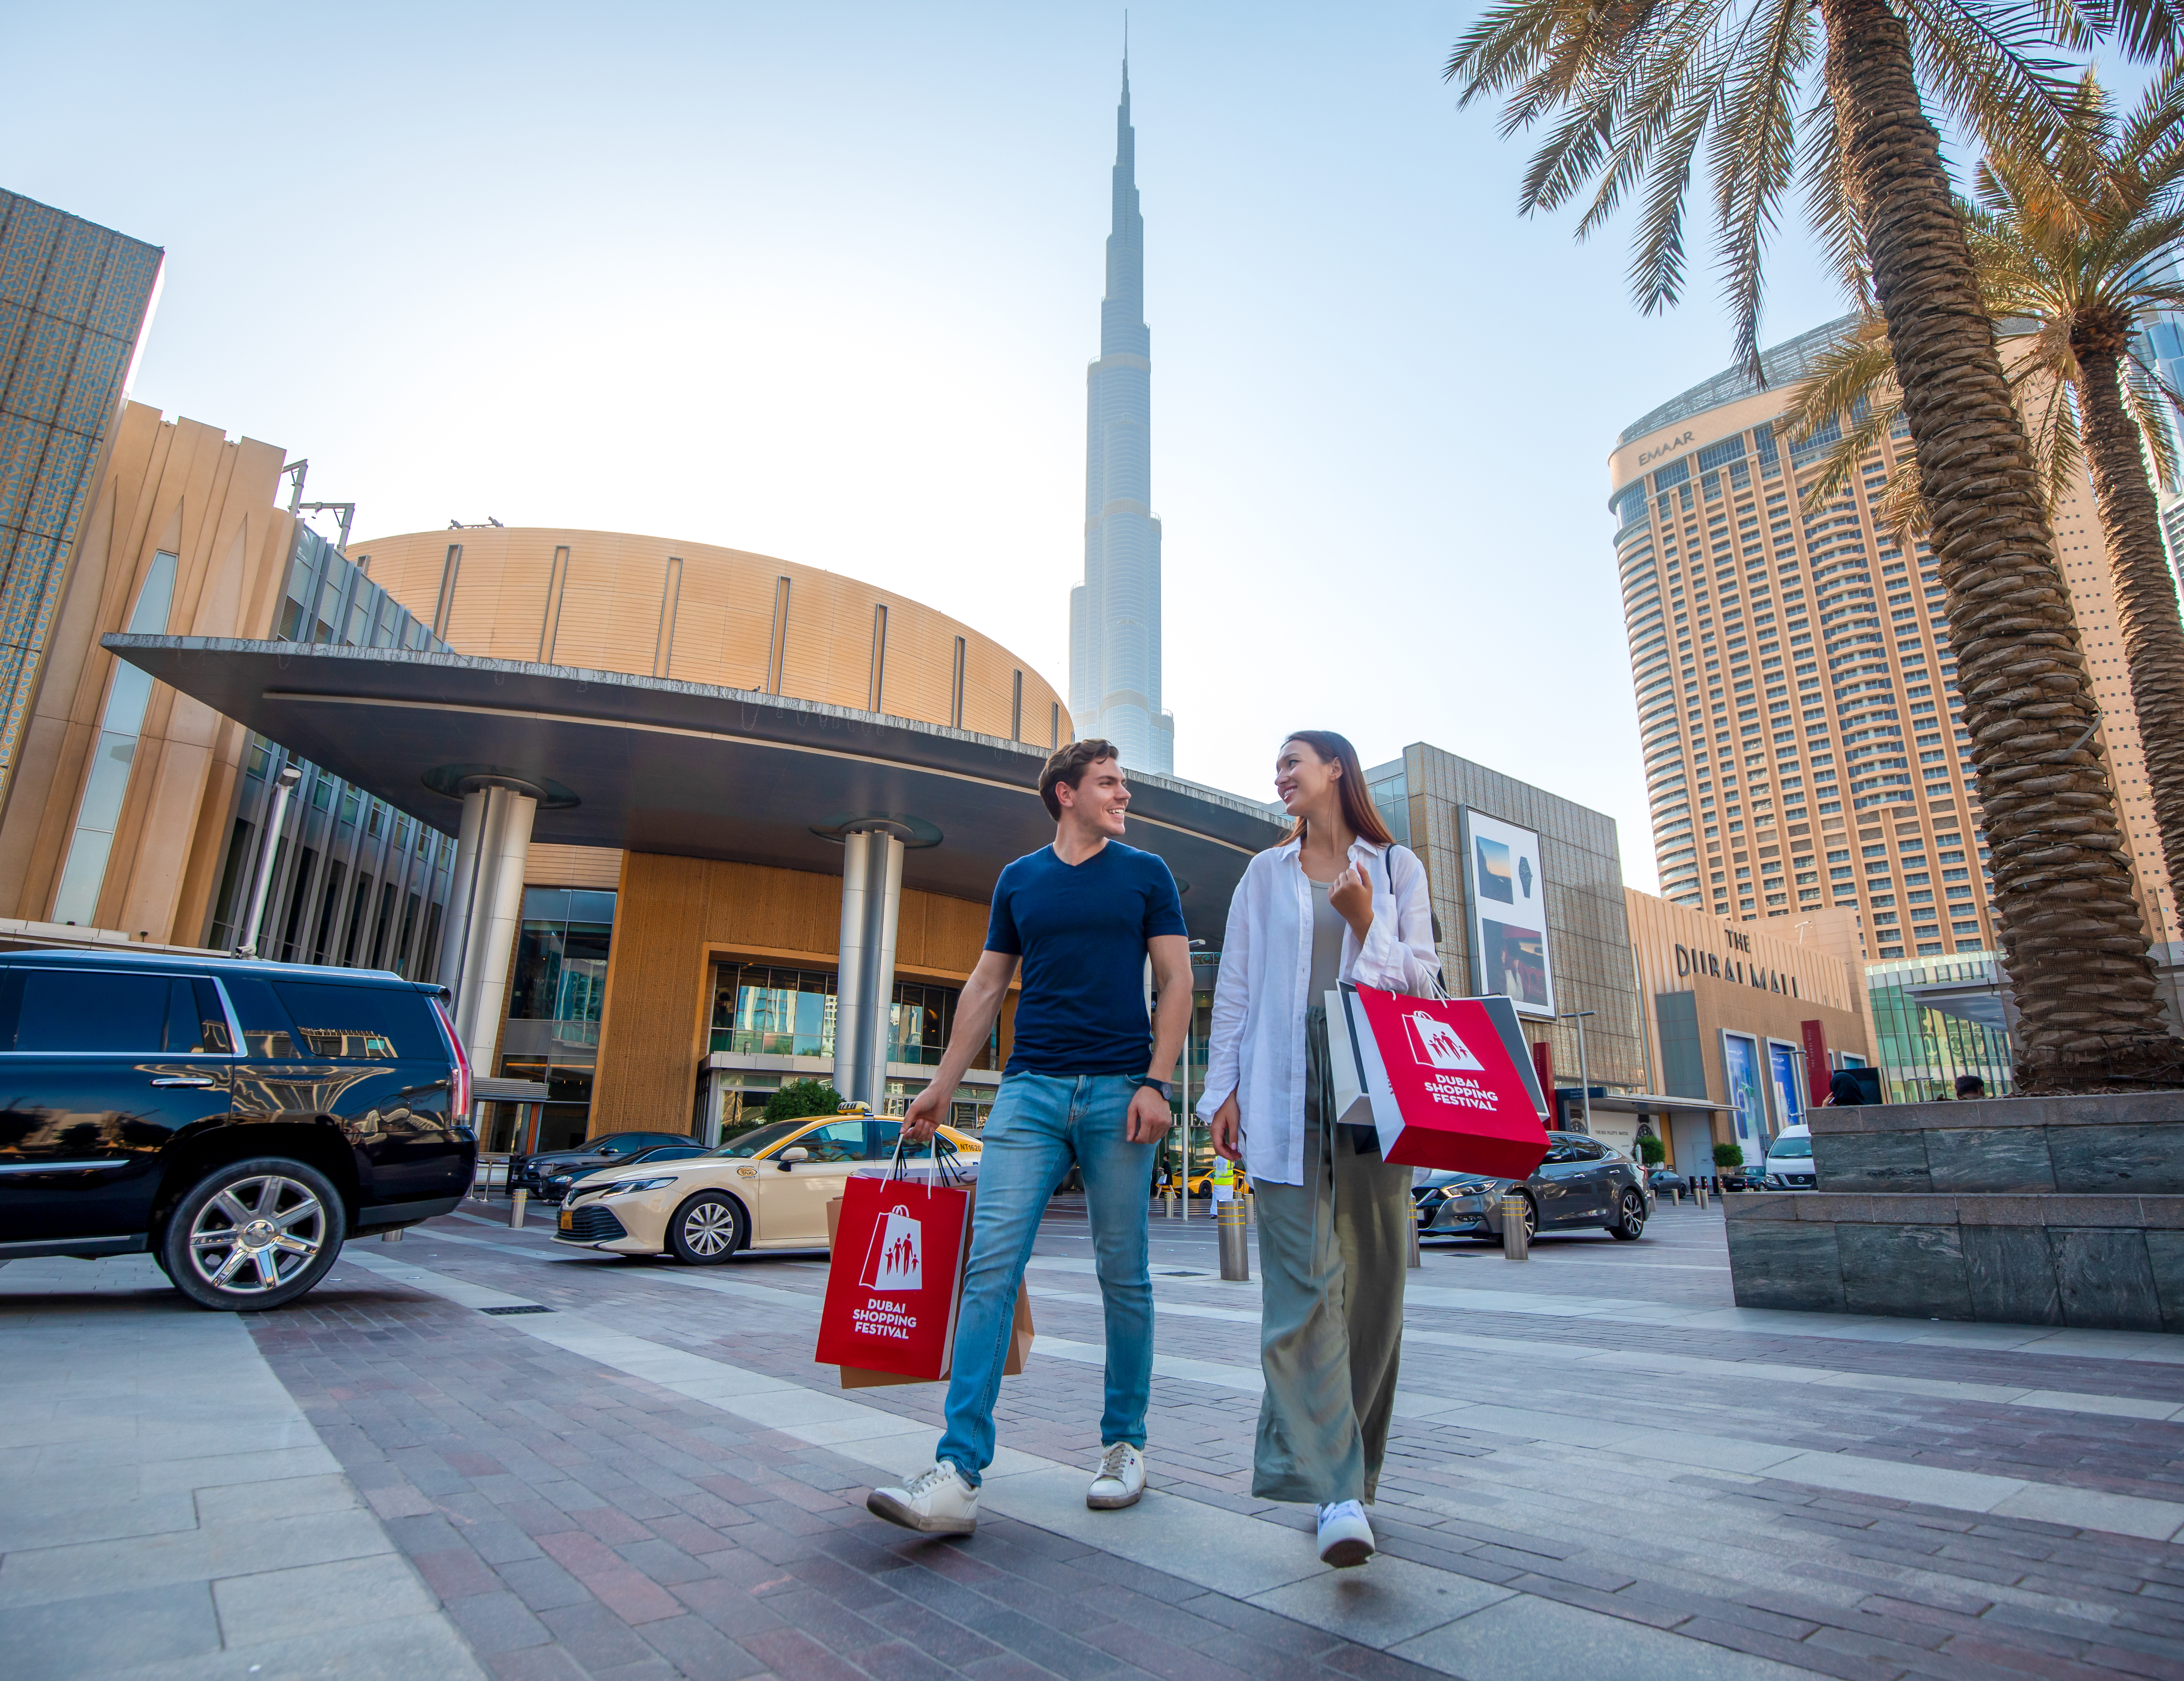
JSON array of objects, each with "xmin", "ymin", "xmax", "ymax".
[{"xmin": 1070, "ymin": 55, "xmax": 1173, "ymax": 773}]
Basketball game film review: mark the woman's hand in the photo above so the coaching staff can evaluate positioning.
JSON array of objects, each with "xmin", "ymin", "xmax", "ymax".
[
  {"xmin": 1210, "ymin": 1093, "xmax": 1242, "ymax": 1162},
  {"xmin": 1328, "ymin": 862, "xmax": 1374, "ymax": 940}
]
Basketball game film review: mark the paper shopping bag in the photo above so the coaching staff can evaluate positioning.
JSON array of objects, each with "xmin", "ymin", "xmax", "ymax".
[
  {"xmin": 822, "ymin": 1186, "xmax": 1033, "ymax": 1388},
  {"xmin": 1338, "ymin": 985, "xmax": 1551, "ymax": 1179},
  {"xmin": 815, "ymin": 1171, "xmax": 972, "ymax": 1381}
]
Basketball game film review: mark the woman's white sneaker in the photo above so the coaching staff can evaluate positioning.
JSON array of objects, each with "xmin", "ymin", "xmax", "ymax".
[
  {"xmin": 1086, "ymin": 1442, "xmax": 1145, "ymax": 1509},
  {"xmin": 1316, "ymin": 1500, "xmax": 1374, "ymax": 1567},
  {"xmin": 867, "ymin": 1463, "xmax": 979, "ymax": 1534}
]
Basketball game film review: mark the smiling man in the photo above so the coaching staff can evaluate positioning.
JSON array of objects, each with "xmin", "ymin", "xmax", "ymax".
[{"xmin": 867, "ymin": 738, "xmax": 1191, "ymax": 1535}]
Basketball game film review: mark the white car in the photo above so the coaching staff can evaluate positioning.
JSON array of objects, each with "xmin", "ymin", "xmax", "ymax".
[{"xmin": 1762, "ymin": 1124, "xmax": 1816, "ymax": 1190}]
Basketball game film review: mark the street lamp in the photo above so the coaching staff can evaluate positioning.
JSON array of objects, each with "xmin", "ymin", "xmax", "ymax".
[{"xmin": 1557, "ymin": 1010, "xmax": 1596, "ymax": 1133}]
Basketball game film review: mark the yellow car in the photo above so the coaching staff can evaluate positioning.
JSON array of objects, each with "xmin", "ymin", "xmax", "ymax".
[{"xmin": 553, "ymin": 1112, "xmax": 981, "ymax": 1263}]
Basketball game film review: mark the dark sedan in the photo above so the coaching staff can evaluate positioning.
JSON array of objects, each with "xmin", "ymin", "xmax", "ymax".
[
  {"xmin": 511, "ymin": 1131, "xmax": 697, "ymax": 1200},
  {"xmin": 538, "ymin": 1142, "xmax": 708, "ymax": 1200},
  {"xmin": 1414, "ymin": 1132, "xmax": 1653, "ymax": 1243}
]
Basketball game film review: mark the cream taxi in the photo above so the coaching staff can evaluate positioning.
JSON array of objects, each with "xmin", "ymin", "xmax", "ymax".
[{"xmin": 553, "ymin": 1109, "xmax": 981, "ymax": 1263}]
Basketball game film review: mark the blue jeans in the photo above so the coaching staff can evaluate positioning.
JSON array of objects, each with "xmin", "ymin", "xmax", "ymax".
[{"xmin": 937, "ymin": 1073, "xmax": 1155, "ymax": 1485}]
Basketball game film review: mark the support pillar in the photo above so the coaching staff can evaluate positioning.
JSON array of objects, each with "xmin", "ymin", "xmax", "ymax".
[
  {"xmin": 832, "ymin": 821, "xmax": 907, "ymax": 1110},
  {"xmin": 436, "ymin": 777, "xmax": 538, "ymax": 1081}
]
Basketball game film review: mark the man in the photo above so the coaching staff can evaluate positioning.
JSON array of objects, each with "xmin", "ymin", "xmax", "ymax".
[
  {"xmin": 1955, "ymin": 1074, "xmax": 1986, "ymax": 1100},
  {"xmin": 866, "ymin": 740, "xmax": 1191, "ymax": 1535}
]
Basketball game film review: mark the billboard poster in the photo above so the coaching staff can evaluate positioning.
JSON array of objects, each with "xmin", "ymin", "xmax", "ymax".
[
  {"xmin": 1767, "ymin": 1039, "xmax": 1803, "ymax": 1136},
  {"xmin": 1458, "ymin": 807, "xmax": 1555, "ymax": 1019},
  {"xmin": 1722, "ymin": 1031, "xmax": 1764, "ymax": 1150}
]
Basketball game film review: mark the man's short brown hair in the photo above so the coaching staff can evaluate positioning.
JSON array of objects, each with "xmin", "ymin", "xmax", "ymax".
[{"xmin": 1038, "ymin": 739, "xmax": 1120, "ymax": 820}]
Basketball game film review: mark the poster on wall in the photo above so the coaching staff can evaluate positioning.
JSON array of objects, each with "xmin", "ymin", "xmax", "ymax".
[
  {"xmin": 1458, "ymin": 808, "xmax": 1555, "ymax": 1019},
  {"xmin": 1767, "ymin": 1040, "xmax": 1803, "ymax": 1135},
  {"xmin": 1722, "ymin": 1031, "xmax": 1765, "ymax": 1150}
]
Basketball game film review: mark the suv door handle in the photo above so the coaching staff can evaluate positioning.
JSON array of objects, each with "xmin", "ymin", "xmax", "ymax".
[{"xmin": 150, "ymin": 1076, "xmax": 217, "ymax": 1088}]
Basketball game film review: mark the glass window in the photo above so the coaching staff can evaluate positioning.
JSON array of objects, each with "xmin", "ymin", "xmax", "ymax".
[
  {"xmin": 797, "ymin": 1120, "xmax": 869, "ymax": 1162},
  {"xmin": 509, "ymin": 888, "xmax": 615, "ymax": 1033},
  {"xmin": 6, "ymin": 968, "xmax": 172, "ymax": 1053},
  {"xmin": 710, "ymin": 1120, "xmax": 805, "ymax": 1158},
  {"xmin": 270, "ymin": 980, "xmax": 442, "ymax": 1060}
]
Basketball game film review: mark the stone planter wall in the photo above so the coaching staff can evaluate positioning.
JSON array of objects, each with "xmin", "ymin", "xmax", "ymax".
[{"xmin": 1725, "ymin": 1091, "xmax": 2184, "ymax": 1331}]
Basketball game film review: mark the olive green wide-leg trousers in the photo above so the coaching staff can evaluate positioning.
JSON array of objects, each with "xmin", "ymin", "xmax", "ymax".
[{"xmin": 1248, "ymin": 1011, "xmax": 1412, "ymax": 1505}]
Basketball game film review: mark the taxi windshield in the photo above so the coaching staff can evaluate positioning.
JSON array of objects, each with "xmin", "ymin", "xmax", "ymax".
[{"xmin": 710, "ymin": 1121, "xmax": 806, "ymax": 1159}]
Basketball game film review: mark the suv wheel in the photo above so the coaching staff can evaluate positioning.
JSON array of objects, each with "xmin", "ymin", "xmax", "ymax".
[
  {"xmin": 161, "ymin": 1158, "xmax": 345, "ymax": 1311},
  {"xmin": 668, "ymin": 1191, "xmax": 746, "ymax": 1264},
  {"xmin": 1608, "ymin": 1188, "xmax": 1648, "ymax": 1241}
]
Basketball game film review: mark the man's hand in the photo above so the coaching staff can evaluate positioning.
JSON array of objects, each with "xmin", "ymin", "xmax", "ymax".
[
  {"xmin": 1125, "ymin": 1083, "xmax": 1173, "ymax": 1145},
  {"xmin": 1210, "ymin": 1093, "xmax": 1242, "ymax": 1162},
  {"xmin": 902, "ymin": 1084, "xmax": 945, "ymax": 1143}
]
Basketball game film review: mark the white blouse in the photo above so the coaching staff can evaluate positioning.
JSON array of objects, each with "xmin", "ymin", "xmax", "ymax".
[{"xmin": 1194, "ymin": 837, "xmax": 1442, "ymax": 1187}]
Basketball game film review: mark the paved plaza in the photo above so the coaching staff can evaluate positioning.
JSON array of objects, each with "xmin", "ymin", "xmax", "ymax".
[{"xmin": 5, "ymin": 1197, "xmax": 2184, "ymax": 1681}]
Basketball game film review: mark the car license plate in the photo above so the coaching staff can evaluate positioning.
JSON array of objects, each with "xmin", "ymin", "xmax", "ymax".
[{"xmin": 558, "ymin": 1210, "xmax": 572, "ymax": 1230}]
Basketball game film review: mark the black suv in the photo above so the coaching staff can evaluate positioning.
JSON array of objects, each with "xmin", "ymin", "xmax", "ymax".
[
  {"xmin": 511, "ymin": 1131, "xmax": 696, "ymax": 1201},
  {"xmin": 0, "ymin": 949, "xmax": 475, "ymax": 1310}
]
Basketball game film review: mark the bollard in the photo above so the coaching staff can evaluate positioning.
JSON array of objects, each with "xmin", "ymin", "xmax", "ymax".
[
  {"xmin": 1407, "ymin": 1213, "xmax": 1421, "ymax": 1268},
  {"xmin": 1672, "ymin": 1187, "xmax": 1682, "ymax": 1206},
  {"xmin": 1500, "ymin": 1193, "xmax": 1530, "ymax": 1262},
  {"xmin": 1217, "ymin": 1196, "xmax": 1250, "ymax": 1281},
  {"xmin": 381, "ymin": 1226, "xmax": 404, "ymax": 1242},
  {"xmin": 1695, "ymin": 1182, "xmax": 1709, "ymax": 1210},
  {"xmin": 509, "ymin": 1188, "xmax": 528, "ymax": 1229}
]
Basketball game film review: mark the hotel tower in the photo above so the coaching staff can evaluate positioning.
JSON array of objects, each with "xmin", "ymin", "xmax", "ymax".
[
  {"xmin": 1611, "ymin": 319, "xmax": 2178, "ymax": 964},
  {"xmin": 1069, "ymin": 59, "xmax": 1174, "ymax": 774}
]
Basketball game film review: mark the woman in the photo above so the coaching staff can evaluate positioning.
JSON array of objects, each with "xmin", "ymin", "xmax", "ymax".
[{"xmin": 1199, "ymin": 731, "xmax": 1441, "ymax": 1567}]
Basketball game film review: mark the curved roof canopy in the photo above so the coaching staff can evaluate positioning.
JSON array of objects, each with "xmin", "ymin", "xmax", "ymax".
[{"xmin": 107, "ymin": 636, "xmax": 1284, "ymax": 941}]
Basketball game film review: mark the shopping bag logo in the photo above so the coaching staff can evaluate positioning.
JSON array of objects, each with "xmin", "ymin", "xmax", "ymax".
[
  {"xmin": 1405, "ymin": 1012, "xmax": 1483, "ymax": 1072},
  {"xmin": 860, "ymin": 1205, "xmax": 922, "ymax": 1292}
]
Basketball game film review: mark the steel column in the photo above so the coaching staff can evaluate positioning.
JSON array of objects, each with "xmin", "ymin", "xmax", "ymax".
[{"xmin": 832, "ymin": 822, "xmax": 906, "ymax": 1108}]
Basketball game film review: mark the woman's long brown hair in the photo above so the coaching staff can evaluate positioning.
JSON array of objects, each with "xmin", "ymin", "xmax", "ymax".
[{"xmin": 1281, "ymin": 731, "xmax": 1395, "ymax": 849}]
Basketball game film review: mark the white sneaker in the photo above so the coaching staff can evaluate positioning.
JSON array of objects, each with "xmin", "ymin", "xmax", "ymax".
[
  {"xmin": 1086, "ymin": 1441, "xmax": 1146, "ymax": 1510},
  {"xmin": 866, "ymin": 1462, "xmax": 979, "ymax": 1535},
  {"xmin": 1316, "ymin": 1500, "xmax": 1375, "ymax": 1567}
]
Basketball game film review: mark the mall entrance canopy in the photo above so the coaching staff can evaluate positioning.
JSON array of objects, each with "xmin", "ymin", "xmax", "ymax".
[{"xmin": 108, "ymin": 635, "xmax": 1286, "ymax": 1098}]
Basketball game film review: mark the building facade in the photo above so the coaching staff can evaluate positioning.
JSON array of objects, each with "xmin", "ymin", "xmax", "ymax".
[
  {"xmin": 0, "ymin": 402, "xmax": 455, "ymax": 969},
  {"xmin": 1068, "ymin": 60, "xmax": 1174, "ymax": 775},
  {"xmin": 0, "ymin": 191, "xmax": 162, "ymax": 809},
  {"xmin": 1624, "ymin": 888, "xmax": 1873, "ymax": 1176},
  {"xmin": 1608, "ymin": 317, "xmax": 2180, "ymax": 965}
]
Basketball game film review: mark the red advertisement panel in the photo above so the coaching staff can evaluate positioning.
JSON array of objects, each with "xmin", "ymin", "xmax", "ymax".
[
  {"xmin": 1352, "ymin": 987, "xmax": 1552, "ymax": 1179},
  {"xmin": 1800, "ymin": 1019, "xmax": 1829, "ymax": 1106},
  {"xmin": 814, "ymin": 1173, "xmax": 971, "ymax": 1380}
]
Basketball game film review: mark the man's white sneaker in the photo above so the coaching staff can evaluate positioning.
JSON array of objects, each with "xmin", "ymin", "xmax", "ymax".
[
  {"xmin": 1316, "ymin": 1500, "xmax": 1374, "ymax": 1567},
  {"xmin": 1086, "ymin": 1441, "xmax": 1146, "ymax": 1510},
  {"xmin": 867, "ymin": 1462, "xmax": 979, "ymax": 1535}
]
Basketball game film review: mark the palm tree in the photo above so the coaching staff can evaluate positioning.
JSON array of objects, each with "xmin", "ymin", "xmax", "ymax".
[
  {"xmin": 1788, "ymin": 71, "xmax": 2184, "ymax": 986},
  {"xmin": 1447, "ymin": 0, "xmax": 2184, "ymax": 1089}
]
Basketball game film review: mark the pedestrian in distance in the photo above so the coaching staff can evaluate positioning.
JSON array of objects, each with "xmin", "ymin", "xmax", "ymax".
[
  {"xmin": 1823, "ymin": 1070, "xmax": 1868, "ymax": 1107},
  {"xmin": 1955, "ymin": 1073, "xmax": 1986, "ymax": 1099},
  {"xmin": 1201, "ymin": 731, "xmax": 1442, "ymax": 1568},
  {"xmin": 866, "ymin": 739, "xmax": 1192, "ymax": 1536}
]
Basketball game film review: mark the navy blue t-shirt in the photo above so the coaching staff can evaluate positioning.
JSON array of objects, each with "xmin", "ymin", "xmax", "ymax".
[{"xmin": 985, "ymin": 841, "xmax": 1187, "ymax": 1076}]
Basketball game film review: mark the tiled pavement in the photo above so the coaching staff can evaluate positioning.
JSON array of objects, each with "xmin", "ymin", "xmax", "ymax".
[{"xmin": 6, "ymin": 1198, "xmax": 2184, "ymax": 1680}]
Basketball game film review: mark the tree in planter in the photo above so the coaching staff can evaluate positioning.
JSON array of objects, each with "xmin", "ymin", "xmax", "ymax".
[
  {"xmin": 763, "ymin": 1078, "xmax": 843, "ymax": 1124},
  {"xmin": 1638, "ymin": 1133, "xmax": 1668, "ymax": 1166},
  {"xmin": 1713, "ymin": 1141, "xmax": 1748, "ymax": 1177},
  {"xmin": 1788, "ymin": 70, "xmax": 2184, "ymax": 980},
  {"xmin": 1445, "ymin": 0, "xmax": 2184, "ymax": 1089}
]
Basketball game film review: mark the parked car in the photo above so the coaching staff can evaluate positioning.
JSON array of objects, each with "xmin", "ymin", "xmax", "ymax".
[
  {"xmin": 1762, "ymin": 1124, "xmax": 1816, "ymax": 1190},
  {"xmin": 541, "ymin": 1142, "xmax": 709, "ymax": 1201},
  {"xmin": 511, "ymin": 1130, "xmax": 696, "ymax": 1199},
  {"xmin": 1647, "ymin": 1167, "xmax": 1690, "ymax": 1196},
  {"xmin": 0, "ymin": 949, "xmax": 474, "ymax": 1310},
  {"xmin": 554, "ymin": 1112, "xmax": 981, "ymax": 1261},
  {"xmin": 1413, "ymin": 1131, "xmax": 1654, "ymax": 1243}
]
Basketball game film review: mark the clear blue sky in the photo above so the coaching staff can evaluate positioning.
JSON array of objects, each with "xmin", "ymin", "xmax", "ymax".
[{"xmin": 12, "ymin": 3, "xmax": 1955, "ymax": 890}]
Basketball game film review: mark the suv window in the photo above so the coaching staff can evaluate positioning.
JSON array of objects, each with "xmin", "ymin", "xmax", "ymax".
[
  {"xmin": 3, "ymin": 970, "xmax": 228, "ymax": 1054},
  {"xmin": 218, "ymin": 974, "xmax": 300, "ymax": 1058},
  {"xmin": 271, "ymin": 980, "xmax": 441, "ymax": 1060}
]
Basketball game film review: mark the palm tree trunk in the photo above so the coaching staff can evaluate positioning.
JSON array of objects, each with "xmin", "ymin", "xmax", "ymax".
[
  {"xmin": 1817, "ymin": 0, "xmax": 2179, "ymax": 1088},
  {"xmin": 2074, "ymin": 342, "xmax": 2184, "ymax": 958}
]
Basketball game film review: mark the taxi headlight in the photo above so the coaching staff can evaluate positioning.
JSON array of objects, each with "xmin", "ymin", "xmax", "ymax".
[{"xmin": 605, "ymin": 1175, "xmax": 681, "ymax": 1194}]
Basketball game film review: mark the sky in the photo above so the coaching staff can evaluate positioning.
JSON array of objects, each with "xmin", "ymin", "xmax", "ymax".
[{"xmin": 9, "ymin": 2, "xmax": 1926, "ymax": 891}]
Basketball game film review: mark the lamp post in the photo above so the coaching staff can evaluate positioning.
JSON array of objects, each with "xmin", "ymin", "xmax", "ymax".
[{"xmin": 1557, "ymin": 1010, "xmax": 1596, "ymax": 1133}]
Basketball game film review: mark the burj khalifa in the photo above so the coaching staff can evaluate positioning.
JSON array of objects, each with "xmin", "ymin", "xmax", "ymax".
[{"xmin": 1069, "ymin": 58, "xmax": 1173, "ymax": 774}]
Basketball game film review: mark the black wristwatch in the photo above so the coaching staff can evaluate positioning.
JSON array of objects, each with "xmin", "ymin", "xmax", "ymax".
[{"xmin": 1133, "ymin": 1075, "xmax": 1174, "ymax": 1101}]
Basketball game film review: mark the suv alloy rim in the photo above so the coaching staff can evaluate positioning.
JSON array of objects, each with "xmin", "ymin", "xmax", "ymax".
[
  {"xmin": 188, "ymin": 1174, "xmax": 327, "ymax": 1292},
  {"xmin": 681, "ymin": 1200, "xmax": 736, "ymax": 1257}
]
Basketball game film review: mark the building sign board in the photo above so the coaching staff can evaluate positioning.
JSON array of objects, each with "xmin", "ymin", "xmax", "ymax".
[{"xmin": 1458, "ymin": 807, "xmax": 1555, "ymax": 1020}]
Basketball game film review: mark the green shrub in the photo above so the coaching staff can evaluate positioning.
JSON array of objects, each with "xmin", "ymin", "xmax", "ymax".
[
  {"xmin": 1636, "ymin": 1134, "xmax": 1666, "ymax": 1165},
  {"xmin": 1713, "ymin": 1141, "xmax": 1746, "ymax": 1170},
  {"xmin": 764, "ymin": 1079, "xmax": 844, "ymax": 1123}
]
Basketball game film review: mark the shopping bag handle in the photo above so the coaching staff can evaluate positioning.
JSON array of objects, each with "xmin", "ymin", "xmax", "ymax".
[{"xmin": 883, "ymin": 1128, "xmax": 966, "ymax": 1190}]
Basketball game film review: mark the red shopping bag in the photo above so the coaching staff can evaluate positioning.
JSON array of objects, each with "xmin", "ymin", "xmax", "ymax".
[
  {"xmin": 815, "ymin": 1168, "xmax": 972, "ymax": 1380},
  {"xmin": 1338, "ymin": 985, "xmax": 1551, "ymax": 1179}
]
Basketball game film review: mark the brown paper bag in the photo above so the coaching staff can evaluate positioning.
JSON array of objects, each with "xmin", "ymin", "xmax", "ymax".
[{"xmin": 825, "ymin": 1191, "xmax": 1033, "ymax": 1388}]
